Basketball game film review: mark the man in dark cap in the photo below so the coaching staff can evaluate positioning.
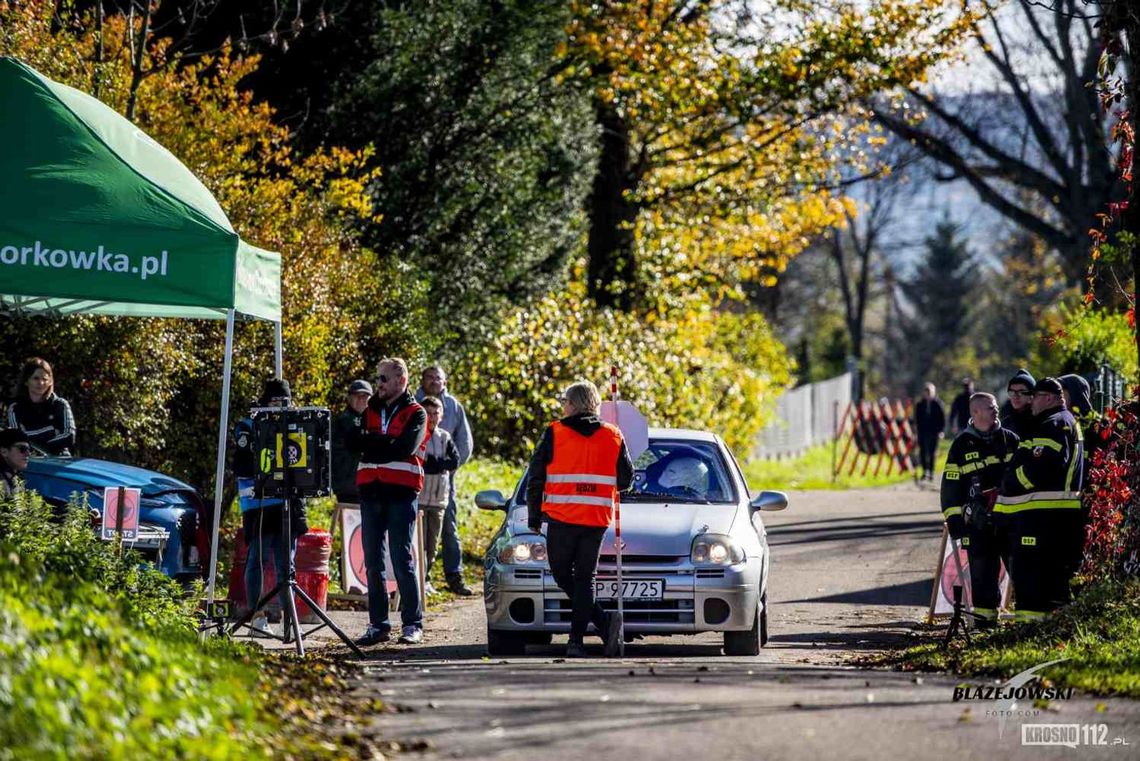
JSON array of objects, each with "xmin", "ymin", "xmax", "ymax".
[
  {"xmin": 995, "ymin": 377, "xmax": 1084, "ymax": 622},
  {"xmin": 0, "ymin": 428, "xmax": 31, "ymax": 500},
  {"xmin": 999, "ymin": 368, "xmax": 1036, "ymax": 438},
  {"xmin": 332, "ymin": 379, "xmax": 373, "ymax": 507}
]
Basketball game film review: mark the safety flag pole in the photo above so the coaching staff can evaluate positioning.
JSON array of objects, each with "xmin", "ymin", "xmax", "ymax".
[{"xmin": 610, "ymin": 362, "xmax": 625, "ymax": 657}]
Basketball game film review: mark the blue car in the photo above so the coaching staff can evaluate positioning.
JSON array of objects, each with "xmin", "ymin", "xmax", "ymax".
[{"xmin": 23, "ymin": 455, "xmax": 209, "ymax": 582}]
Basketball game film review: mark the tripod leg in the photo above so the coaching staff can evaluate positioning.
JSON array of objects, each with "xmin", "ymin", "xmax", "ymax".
[
  {"xmin": 282, "ymin": 579, "xmax": 305, "ymax": 656},
  {"xmin": 293, "ymin": 584, "xmax": 365, "ymax": 657},
  {"xmin": 230, "ymin": 582, "xmax": 287, "ymax": 637}
]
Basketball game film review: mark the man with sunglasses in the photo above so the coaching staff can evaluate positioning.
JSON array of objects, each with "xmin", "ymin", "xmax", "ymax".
[
  {"xmin": 999, "ymin": 368, "xmax": 1036, "ymax": 438},
  {"xmin": 351, "ymin": 358, "xmax": 431, "ymax": 647},
  {"xmin": 0, "ymin": 428, "xmax": 31, "ymax": 500}
]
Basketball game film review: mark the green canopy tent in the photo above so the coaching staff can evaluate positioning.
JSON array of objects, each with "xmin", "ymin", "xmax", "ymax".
[{"xmin": 0, "ymin": 56, "xmax": 282, "ymax": 608}]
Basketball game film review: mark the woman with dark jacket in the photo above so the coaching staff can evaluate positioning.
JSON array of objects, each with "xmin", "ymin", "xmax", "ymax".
[{"xmin": 7, "ymin": 357, "xmax": 76, "ymax": 456}]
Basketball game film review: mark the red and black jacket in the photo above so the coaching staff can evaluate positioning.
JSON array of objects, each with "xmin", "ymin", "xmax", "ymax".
[{"xmin": 351, "ymin": 391, "xmax": 431, "ymax": 497}]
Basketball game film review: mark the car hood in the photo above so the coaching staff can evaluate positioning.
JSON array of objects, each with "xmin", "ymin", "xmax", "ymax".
[
  {"xmin": 510, "ymin": 502, "xmax": 737, "ymax": 556},
  {"xmin": 24, "ymin": 457, "xmax": 195, "ymax": 497}
]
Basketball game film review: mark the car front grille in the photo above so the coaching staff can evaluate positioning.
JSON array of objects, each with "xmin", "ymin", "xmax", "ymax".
[
  {"xmin": 598, "ymin": 554, "xmax": 685, "ymax": 565},
  {"xmin": 544, "ymin": 597, "xmax": 695, "ymax": 625}
]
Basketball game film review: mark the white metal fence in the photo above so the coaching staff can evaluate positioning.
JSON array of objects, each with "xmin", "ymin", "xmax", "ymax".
[{"xmin": 752, "ymin": 372, "xmax": 853, "ymax": 459}]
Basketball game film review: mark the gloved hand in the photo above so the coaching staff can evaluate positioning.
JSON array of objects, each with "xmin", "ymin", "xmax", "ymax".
[
  {"xmin": 946, "ymin": 515, "xmax": 967, "ymax": 541},
  {"xmin": 528, "ymin": 521, "xmax": 542, "ymax": 534}
]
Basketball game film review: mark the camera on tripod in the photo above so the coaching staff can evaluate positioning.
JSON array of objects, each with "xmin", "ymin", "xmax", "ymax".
[{"xmin": 249, "ymin": 406, "xmax": 332, "ymax": 499}]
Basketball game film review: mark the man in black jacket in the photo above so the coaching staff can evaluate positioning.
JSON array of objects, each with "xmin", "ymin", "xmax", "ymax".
[
  {"xmin": 999, "ymin": 368, "xmax": 1036, "ymax": 438},
  {"xmin": 996, "ymin": 377, "xmax": 1084, "ymax": 621},
  {"xmin": 0, "ymin": 428, "xmax": 30, "ymax": 500},
  {"xmin": 349, "ymin": 359, "xmax": 429, "ymax": 647},
  {"xmin": 914, "ymin": 382, "xmax": 946, "ymax": 481},
  {"xmin": 948, "ymin": 378, "xmax": 975, "ymax": 436},
  {"xmin": 331, "ymin": 379, "xmax": 372, "ymax": 524},
  {"xmin": 940, "ymin": 393, "xmax": 1019, "ymax": 628},
  {"xmin": 526, "ymin": 381, "xmax": 634, "ymax": 657}
]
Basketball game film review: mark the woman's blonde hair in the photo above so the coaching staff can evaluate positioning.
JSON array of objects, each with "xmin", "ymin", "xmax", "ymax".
[{"xmin": 560, "ymin": 380, "xmax": 601, "ymax": 415}]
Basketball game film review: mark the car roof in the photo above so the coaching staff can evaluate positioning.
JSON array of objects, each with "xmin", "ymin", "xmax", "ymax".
[{"xmin": 647, "ymin": 427, "xmax": 720, "ymax": 443}]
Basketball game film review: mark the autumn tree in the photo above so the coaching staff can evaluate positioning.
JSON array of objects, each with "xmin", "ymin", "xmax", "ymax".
[
  {"xmin": 870, "ymin": 0, "xmax": 1123, "ymax": 288},
  {"xmin": 0, "ymin": 2, "xmax": 426, "ymax": 490},
  {"xmin": 562, "ymin": 0, "xmax": 975, "ymax": 311}
]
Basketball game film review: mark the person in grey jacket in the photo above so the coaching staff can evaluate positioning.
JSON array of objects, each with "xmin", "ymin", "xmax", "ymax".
[{"xmin": 415, "ymin": 365, "xmax": 475, "ymax": 595}]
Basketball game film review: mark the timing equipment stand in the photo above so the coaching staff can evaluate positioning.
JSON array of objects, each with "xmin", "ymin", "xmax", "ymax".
[{"xmin": 229, "ymin": 406, "xmax": 363, "ymax": 656}]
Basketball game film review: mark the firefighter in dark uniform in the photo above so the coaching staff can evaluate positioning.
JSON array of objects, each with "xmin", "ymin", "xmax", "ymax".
[
  {"xmin": 995, "ymin": 377, "xmax": 1084, "ymax": 622},
  {"xmin": 940, "ymin": 392, "xmax": 1019, "ymax": 628}
]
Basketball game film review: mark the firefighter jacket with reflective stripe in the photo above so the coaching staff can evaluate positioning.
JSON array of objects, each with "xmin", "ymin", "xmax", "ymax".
[
  {"xmin": 996, "ymin": 405, "xmax": 1084, "ymax": 515},
  {"xmin": 355, "ymin": 392, "xmax": 431, "ymax": 493},
  {"xmin": 940, "ymin": 424, "xmax": 1019, "ymax": 537},
  {"xmin": 541, "ymin": 420, "xmax": 624, "ymax": 528}
]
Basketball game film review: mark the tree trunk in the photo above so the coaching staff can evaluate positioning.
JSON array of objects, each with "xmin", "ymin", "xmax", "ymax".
[
  {"xmin": 125, "ymin": 1, "xmax": 152, "ymax": 123},
  {"xmin": 586, "ymin": 99, "xmax": 639, "ymax": 311}
]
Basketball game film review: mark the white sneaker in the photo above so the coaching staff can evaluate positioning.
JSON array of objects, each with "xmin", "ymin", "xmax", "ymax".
[
  {"xmin": 424, "ymin": 581, "xmax": 437, "ymax": 596},
  {"xmin": 250, "ymin": 615, "xmax": 274, "ymax": 638},
  {"xmin": 398, "ymin": 626, "xmax": 424, "ymax": 644}
]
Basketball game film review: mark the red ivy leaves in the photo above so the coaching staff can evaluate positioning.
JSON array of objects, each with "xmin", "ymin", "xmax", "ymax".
[{"xmin": 1082, "ymin": 402, "xmax": 1140, "ymax": 579}]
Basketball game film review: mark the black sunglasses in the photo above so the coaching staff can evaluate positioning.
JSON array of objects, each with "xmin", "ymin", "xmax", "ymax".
[
  {"xmin": 11, "ymin": 444, "xmax": 30, "ymax": 454},
  {"xmin": 377, "ymin": 374, "xmax": 389, "ymax": 383}
]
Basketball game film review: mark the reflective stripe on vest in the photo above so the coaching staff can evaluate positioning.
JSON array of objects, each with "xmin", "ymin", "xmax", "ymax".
[
  {"xmin": 356, "ymin": 400, "xmax": 431, "ymax": 492},
  {"xmin": 542, "ymin": 420, "xmax": 623, "ymax": 528}
]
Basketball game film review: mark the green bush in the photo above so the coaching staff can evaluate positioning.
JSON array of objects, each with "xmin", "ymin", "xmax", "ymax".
[
  {"xmin": 0, "ymin": 494, "xmax": 331, "ymax": 759},
  {"xmin": 1029, "ymin": 303, "xmax": 1138, "ymax": 383},
  {"xmin": 456, "ymin": 288, "xmax": 793, "ymax": 461}
]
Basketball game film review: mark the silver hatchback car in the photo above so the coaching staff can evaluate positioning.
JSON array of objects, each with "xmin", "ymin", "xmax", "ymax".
[{"xmin": 477, "ymin": 427, "xmax": 788, "ymax": 656}]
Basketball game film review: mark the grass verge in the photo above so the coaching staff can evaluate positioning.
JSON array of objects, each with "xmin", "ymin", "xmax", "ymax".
[
  {"xmin": 743, "ymin": 442, "xmax": 947, "ymax": 491},
  {"xmin": 873, "ymin": 579, "xmax": 1140, "ymax": 697},
  {"xmin": 0, "ymin": 493, "xmax": 380, "ymax": 758}
]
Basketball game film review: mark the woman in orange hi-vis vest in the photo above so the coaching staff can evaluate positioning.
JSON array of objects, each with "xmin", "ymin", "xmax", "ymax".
[{"xmin": 526, "ymin": 380, "xmax": 634, "ymax": 658}]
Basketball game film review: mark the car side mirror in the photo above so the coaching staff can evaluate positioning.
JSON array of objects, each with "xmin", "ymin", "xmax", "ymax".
[
  {"xmin": 475, "ymin": 489, "xmax": 508, "ymax": 511},
  {"xmin": 750, "ymin": 490, "xmax": 788, "ymax": 512}
]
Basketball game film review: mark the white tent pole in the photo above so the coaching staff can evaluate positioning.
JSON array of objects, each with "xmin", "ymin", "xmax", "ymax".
[
  {"xmin": 206, "ymin": 308, "xmax": 237, "ymax": 608},
  {"xmin": 274, "ymin": 320, "xmax": 283, "ymax": 378}
]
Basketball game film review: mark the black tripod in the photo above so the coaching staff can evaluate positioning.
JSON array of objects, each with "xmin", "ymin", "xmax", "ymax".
[{"xmin": 230, "ymin": 407, "xmax": 363, "ymax": 656}]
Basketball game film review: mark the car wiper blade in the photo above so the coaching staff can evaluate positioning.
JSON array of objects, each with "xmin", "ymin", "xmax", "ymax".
[{"xmin": 623, "ymin": 490, "xmax": 710, "ymax": 504}]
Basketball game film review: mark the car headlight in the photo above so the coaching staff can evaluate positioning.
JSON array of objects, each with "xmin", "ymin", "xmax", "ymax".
[
  {"xmin": 498, "ymin": 538, "xmax": 548, "ymax": 565},
  {"xmin": 691, "ymin": 534, "xmax": 745, "ymax": 566}
]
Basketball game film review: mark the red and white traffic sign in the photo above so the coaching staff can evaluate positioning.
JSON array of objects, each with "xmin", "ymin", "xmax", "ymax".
[{"xmin": 102, "ymin": 486, "xmax": 141, "ymax": 541}]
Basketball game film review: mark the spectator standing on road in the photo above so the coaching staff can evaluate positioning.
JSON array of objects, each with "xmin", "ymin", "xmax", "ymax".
[
  {"xmin": 948, "ymin": 378, "xmax": 975, "ymax": 435},
  {"xmin": 999, "ymin": 368, "xmax": 1036, "ymax": 438},
  {"xmin": 0, "ymin": 428, "xmax": 31, "ymax": 500},
  {"xmin": 419, "ymin": 396, "xmax": 459, "ymax": 596},
  {"xmin": 913, "ymin": 382, "xmax": 946, "ymax": 482},
  {"xmin": 351, "ymin": 358, "xmax": 431, "ymax": 646},
  {"xmin": 331, "ymin": 378, "xmax": 372, "ymax": 523},
  {"xmin": 995, "ymin": 377, "xmax": 1084, "ymax": 622},
  {"xmin": 7, "ymin": 357, "xmax": 76, "ymax": 456},
  {"xmin": 939, "ymin": 393, "xmax": 1019, "ymax": 628},
  {"xmin": 526, "ymin": 380, "xmax": 634, "ymax": 658},
  {"xmin": 233, "ymin": 379, "xmax": 308, "ymax": 637},
  {"xmin": 415, "ymin": 365, "xmax": 474, "ymax": 596}
]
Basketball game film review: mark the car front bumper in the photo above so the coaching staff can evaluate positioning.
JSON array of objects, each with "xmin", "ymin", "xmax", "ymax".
[{"xmin": 484, "ymin": 557, "xmax": 762, "ymax": 634}]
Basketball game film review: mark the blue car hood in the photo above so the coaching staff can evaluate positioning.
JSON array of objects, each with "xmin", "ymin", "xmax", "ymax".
[{"xmin": 24, "ymin": 457, "xmax": 195, "ymax": 497}]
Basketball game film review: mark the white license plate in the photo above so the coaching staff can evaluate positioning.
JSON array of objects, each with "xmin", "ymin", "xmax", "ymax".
[{"xmin": 594, "ymin": 579, "xmax": 663, "ymax": 600}]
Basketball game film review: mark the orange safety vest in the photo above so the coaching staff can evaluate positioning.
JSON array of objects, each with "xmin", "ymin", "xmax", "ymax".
[
  {"xmin": 356, "ymin": 399, "xmax": 432, "ymax": 493},
  {"xmin": 541, "ymin": 420, "xmax": 623, "ymax": 527}
]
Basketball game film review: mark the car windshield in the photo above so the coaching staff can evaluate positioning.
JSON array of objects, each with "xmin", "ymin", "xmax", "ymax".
[
  {"xmin": 625, "ymin": 440, "xmax": 735, "ymax": 503},
  {"xmin": 512, "ymin": 437, "xmax": 737, "ymax": 505}
]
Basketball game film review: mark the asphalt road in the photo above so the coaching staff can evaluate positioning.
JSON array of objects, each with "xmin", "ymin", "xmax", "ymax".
[{"xmin": 286, "ymin": 484, "xmax": 1140, "ymax": 760}]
